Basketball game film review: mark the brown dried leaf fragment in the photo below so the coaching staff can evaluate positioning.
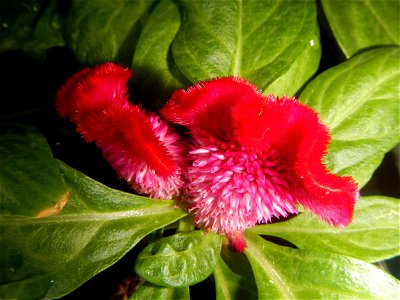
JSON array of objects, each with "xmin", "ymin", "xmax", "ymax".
[{"xmin": 36, "ymin": 192, "xmax": 70, "ymax": 218}]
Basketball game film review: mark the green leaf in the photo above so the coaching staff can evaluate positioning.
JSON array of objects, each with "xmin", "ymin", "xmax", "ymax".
[
  {"xmin": 214, "ymin": 247, "xmax": 257, "ymax": 300},
  {"xmin": 244, "ymin": 231, "xmax": 400, "ymax": 299},
  {"xmin": 172, "ymin": 0, "xmax": 320, "ymax": 96},
  {"xmin": 322, "ymin": 0, "xmax": 400, "ymax": 58},
  {"xmin": 0, "ymin": 0, "xmax": 64, "ymax": 60},
  {"xmin": 135, "ymin": 231, "xmax": 221, "ymax": 287},
  {"xmin": 250, "ymin": 196, "xmax": 400, "ymax": 262},
  {"xmin": 64, "ymin": 0, "xmax": 156, "ymax": 66},
  {"xmin": 130, "ymin": 282, "xmax": 190, "ymax": 300},
  {"xmin": 0, "ymin": 0, "xmax": 42, "ymax": 52},
  {"xmin": 299, "ymin": 47, "xmax": 400, "ymax": 187},
  {"xmin": 22, "ymin": 0, "xmax": 65, "ymax": 60},
  {"xmin": 0, "ymin": 123, "xmax": 67, "ymax": 217},
  {"xmin": 132, "ymin": 0, "xmax": 187, "ymax": 108},
  {"xmin": 0, "ymin": 160, "xmax": 187, "ymax": 299}
]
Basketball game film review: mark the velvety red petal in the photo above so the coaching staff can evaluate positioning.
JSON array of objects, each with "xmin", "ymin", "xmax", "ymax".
[
  {"xmin": 55, "ymin": 67, "xmax": 92, "ymax": 119},
  {"xmin": 55, "ymin": 62, "xmax": 131, "ymax": 122},
  {"xmin": 294, "ymin": 121, "xmax": 358, "ymax": 227},
  {"xmin": 76, "ymin": 105, "xmax": 177, "ymax": 178},
  {"xmin": 231, "ymin": 94, "xmax": 270, "ymax": 151},
  {"xmin": 161, "ymin": 77, "xmax": 263, "ymax": 141},
  {"xmin": 241, "ymin": 96, "xmax": 358, "ymax": 226},
  {"xmin": 55, "ymin": 63, "xmax": 187, "ymax": 198},
  {"xmin": 233, "ymin": 96, "xmax": 319, "ymax": 155}
]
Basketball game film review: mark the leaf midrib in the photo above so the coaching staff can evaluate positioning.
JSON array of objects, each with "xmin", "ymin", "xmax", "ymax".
[
  {"xmin": 0, "ymin": 205, "xmax": 184, "ymax": 224},
  {"xmin": 232, "ymin": 0, "xmax": 242, "ymax": 75},
  {"xmin": 364, "ymin": 0, "xmax": 398, "ymax": 43},
  {"xmin": 213, "ymin": 262, "xmax": 231, "ymax": 300},
  {"xmin": 253, "ymin": 225, "xmax": 398, "ymax": 234},
  {"xmin": 246, "ymin": 235, "xmax": 295, "ymax": 299},
  {"xmin": 327, "ymin": 63, "xmax": 398, "ymax": 130}
]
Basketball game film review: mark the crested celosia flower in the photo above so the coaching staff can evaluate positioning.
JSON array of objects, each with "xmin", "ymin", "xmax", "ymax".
[
  {"xmin": 161, "ymin": 77, "xmax": 358, "ymax": 251},
  {"xmin": 55, "ymin": 63, "xmax": 186, "ymax": 199},
  {"xmin": 56, "ymin": 64, "xmax": 358, "ymax": 252}
]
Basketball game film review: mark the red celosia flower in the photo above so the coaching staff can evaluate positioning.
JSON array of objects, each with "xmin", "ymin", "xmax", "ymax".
[
  {"xmin": 161, "ymin": 77, "xmax": 358, "ymax": 251},
  {"xmin": 55, "ymin": 63, "xmax": 186, "ymax": 199},
  {"xmin": 55, "ymin": 62, "xmax": 131, "ymax": 121}
]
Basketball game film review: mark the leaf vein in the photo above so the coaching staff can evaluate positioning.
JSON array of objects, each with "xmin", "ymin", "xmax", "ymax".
[
  {"xmin": 364, "ymin": 0, "xmax": 398, "ymax": 43},
  {"xmin": 232, "ymin": 0, "xmax": 243, "ymax": 76},
  {"xmin": 246, "ymin": 237, "xmax": 295, "ymax": 299},
  {"xmin": 328, "ymin": 71, "xmax": 399, "ymax": 130}
]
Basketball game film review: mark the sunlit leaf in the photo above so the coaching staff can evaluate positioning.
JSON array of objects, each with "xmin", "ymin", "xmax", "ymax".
[
  {"xmin": 172, "ymin": 0, "xmax": 320, "ymax": 96},
  {"xmin": 244, "ymin": 231, "xmax": 400, "ymax": 299},
  {"xmin": 0, "ymin": 159, "xmax": 187, "ymax": 299},
  {"xmin": 322, "ymin": 0, "xmax": 400, "ymax": 58},
  {"xmin": 135, "ymin": 231, "xmax": 221, "ymax": 287},
  {"xmin": 250, "ymin": 196, "xmax": 400, "ymax": 262},
  {"xmin": 300, "ymin": 47, "xmax": 400, "ymax": 187}
]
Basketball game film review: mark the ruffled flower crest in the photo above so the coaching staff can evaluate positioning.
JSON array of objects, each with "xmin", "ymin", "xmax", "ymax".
[
  {"xmin": 161, "ymin": 77, "xmax": 358, "ymax": 251},
  {"xmin": 57, "ymin": 65, "xmax": 358, "ymax": 252},
  {"xmin": 55, "ymin": 63, "xmax": 186, "ymax": 199}
]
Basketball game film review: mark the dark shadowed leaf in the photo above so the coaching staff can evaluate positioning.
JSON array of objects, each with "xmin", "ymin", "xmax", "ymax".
[
  {"xmin": 0, "ymin": 123, "xmax": 67, "ymax": 216},
  {"xmin": 130, "ymin": 282, "xmax": 190, "ymax": 300},
  {"xmin": 64, "ymin": 0, "xmax": 156, "ymax": 66},
  {"xmin": 132, "ymin": 0, "xmax": 187, "ymax": 108},
  {"xmin": 0, "ymin": 0, "xmax": 42, "ymax": 52},
  {"xmin": 22, "ymin": 0, "xmax": 65, "ymax": 60},
  {"xmin": 214, "ymin": 246, "xmax": 257, "ymax": 300}
]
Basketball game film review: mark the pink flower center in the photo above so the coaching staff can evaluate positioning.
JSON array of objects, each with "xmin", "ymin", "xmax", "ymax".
[
  {"xmin": 186, "ymin": 136, "xmax": 298, "ymax": 235},
  {"xmin": 100, "ymin": 111, "xmax": 186, "ymax": 200}
]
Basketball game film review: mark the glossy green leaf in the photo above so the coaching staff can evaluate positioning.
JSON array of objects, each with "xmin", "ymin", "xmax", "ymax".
[
  {"xmin": 132, "ymin": 0, "xmax": 187, "ymax": 108},
  {"xmin": 0, "ymin": 160, "xmax": 187, "ymax": 300},
  {"xmin": 250, "ymin": 196, "xmax": 400, "ymax": 262},
  {"xmin": 0, "ymin": 0, "xmax": 42, "ymax": 52},
  {"xmin": 0, "ymin": 123, "xmax": 67, "ymax": 217},
  {"xmin": 244, "ymin": 231, "xmax": 400, "ymax": 299},
  {"xmin": 130, "ymin": 282, "xmax": 190, "ymax": 300},
  {"xmin": 300, "ymin": 47, "xmax": 400, "ymax": 187},
  {"xmin": 135, "ymin": 231, "xmax": 221, "ymax": 287},
  {"xmin": 214, "ymin": 247, "xmax": 257, "ymax": 300},
  {"xmin": 322, "ymin": 0, "xmax": 400, "ymax": 58},
  {"xmin": 64, "ymin": 0, "xmax": 155, "ymax": 66},
  {"xmin": 172, "ymin": 0, "xmax": 320, "ymax": 96}
]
